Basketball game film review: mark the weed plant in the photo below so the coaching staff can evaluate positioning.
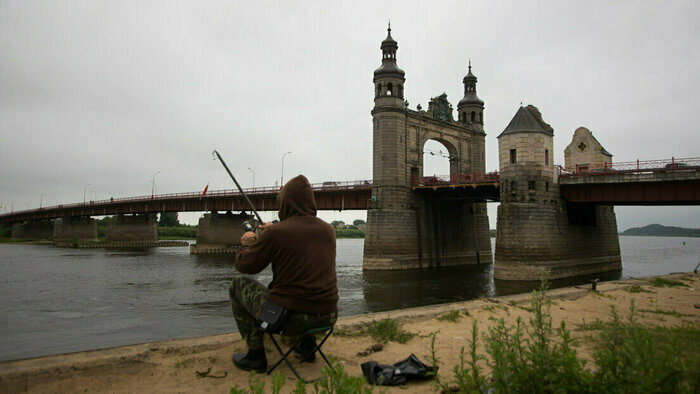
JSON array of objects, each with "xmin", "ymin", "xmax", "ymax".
[
  {"xmin": 648, "ymin": 277, "xmax": 687, "ymax": 288},
  {"xmin": 437, "ymin": 310, "xmax": 462, "ymax": 322},
  {"xmin": 334, "ymin": 319, "xmax": 414, "ymax": 344},
  {"xmin": 439, "ymin": 280, "xmax": 699, "ymax": 393},
  {"xmin": 230, "ymin": 360, "xmax": 374, "ymax": 394}
]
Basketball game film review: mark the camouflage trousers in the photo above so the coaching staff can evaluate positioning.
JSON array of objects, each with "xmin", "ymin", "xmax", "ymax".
[{"xmin": 229, "ymin": 275, "xmax": 337, "ymax": 350}]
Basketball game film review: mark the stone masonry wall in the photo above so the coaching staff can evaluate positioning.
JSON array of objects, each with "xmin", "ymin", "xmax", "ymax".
[
  {"xmin": 11, "ymin": 220, "xmax": 54, "ymax": 240},
  {"xmin": 495, "ymin": 180, "xmax": 621, "ymax": 280},
  {"xmin": 194, "ymin": 212, "xmax": 251, "ymax": 250},
  {"xmin": 53, "ymin": 217, "xmax": 98, "ymax": 242},
  {"xmin": 365, "ymin": 103, "xmax": 491, "ymax": 270},
  {"xmin": 106, "ymin": 214, "xmax": 158, "ymax": 242},
  {"xmin": 417, "ymin": 198, "xmax": 492, "ymax": 267}
]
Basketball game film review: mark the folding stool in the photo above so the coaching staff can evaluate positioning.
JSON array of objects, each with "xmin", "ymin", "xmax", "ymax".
[{"xmin": 266, "ymin": 325, "xmax": 335, "ymax": 382}]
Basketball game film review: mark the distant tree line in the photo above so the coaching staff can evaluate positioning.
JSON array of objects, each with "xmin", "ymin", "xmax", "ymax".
[
  {"xmin": 620, "ymin": 224, "xmax": 700, "ymax": 237},
  {"xmin": 330, "ymin": 219, "xmax": 365, "ymax": 238}
]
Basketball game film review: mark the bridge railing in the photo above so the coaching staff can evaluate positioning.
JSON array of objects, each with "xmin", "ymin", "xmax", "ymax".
[
  {"xmin": 1, "ymin": 180, "xmax": 374, "ymax": 217},
  {"xmin": 412, "ymin": 171, "xmax": 499, "ymax": 187},
  {"xmin": 558, "ymin": 157, "xmax": 700, "ymax": 178}
]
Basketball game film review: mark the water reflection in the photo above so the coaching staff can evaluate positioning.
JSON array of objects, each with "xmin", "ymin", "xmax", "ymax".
[
  {"xmin": 104, "ymin": 249, "xmax": 156, "ymax": 258},
  {"xmin": 193, "ymin": 254, "xmax": 235, "ymax": 268},
  {"xmin": 362, "ymin": 264, "xmax": 494, "ymax": 312},
  {"xmin": 492, "ymin": 269, "xmax": 622, "ymax": 296}
]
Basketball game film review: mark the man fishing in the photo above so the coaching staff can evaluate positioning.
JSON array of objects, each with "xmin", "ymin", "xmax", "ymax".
[{"xmin": 228, "ymin": 174, "xmax": 338, "ymax": 372}]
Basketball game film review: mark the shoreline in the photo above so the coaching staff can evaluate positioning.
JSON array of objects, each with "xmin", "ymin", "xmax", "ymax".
[{"xmin": 1, "ymin": 272, "xmax": 698, "ymax": 393}]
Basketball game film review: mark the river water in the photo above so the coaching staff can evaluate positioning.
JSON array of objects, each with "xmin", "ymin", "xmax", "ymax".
[{"xmin": 0, "ymin": 236, "xmax": 698, "ymax": 362}]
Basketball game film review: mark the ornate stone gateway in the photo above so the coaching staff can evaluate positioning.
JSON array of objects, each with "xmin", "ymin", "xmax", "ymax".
[{"xmin": 363, "ymin": 26, "xmax": 491, "ymax": 270}]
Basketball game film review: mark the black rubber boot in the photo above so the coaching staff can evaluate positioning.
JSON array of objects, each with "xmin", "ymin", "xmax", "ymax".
[{"xmin": 232, "ymin": 348, "xmax": 268, "ymax": 373}]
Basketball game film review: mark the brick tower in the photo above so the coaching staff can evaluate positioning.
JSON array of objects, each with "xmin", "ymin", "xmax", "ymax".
[
  {"xmin": 363, "ymin": 25, "xmax": 492, "ymax": 270},
  {"xmin": 494, "ymin": 106, "xmax": 621, "ymax": 280}
]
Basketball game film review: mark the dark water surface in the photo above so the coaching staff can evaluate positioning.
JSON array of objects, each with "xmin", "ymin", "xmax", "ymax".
[{"xmin": 1, "ymin": 237, "xmax": 698, "ymax": 361}]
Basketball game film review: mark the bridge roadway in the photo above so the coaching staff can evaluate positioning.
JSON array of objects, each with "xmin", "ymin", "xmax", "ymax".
[
  {"xmin": 558, "ymin": 158, "xmax": 700, "ymax": 205},
  {"xmin": 0, "ymin": 181, "xmax": 374, "ymax": 223},
  {"xmin": 2, "ymin": 163, "xmax": 699, "ymax": 224}
]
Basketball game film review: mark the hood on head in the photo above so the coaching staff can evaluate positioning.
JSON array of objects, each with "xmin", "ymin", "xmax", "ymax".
[{"xmin": 278, "ymin": 175, "xmax": 317, "ymax": 221}]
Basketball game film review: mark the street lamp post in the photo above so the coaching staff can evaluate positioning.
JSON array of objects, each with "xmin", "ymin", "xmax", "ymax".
[
  {"xmin": 248, "ymin": 167, "xmax": 255, "ymax": 189},
  {"xmin": 40, "ymin": 193, "xmax": 47, "ymax": 208},
  {"xmin": 90, "ymin": 189, "xmax": 97, "ymax": 201},
  {"xmin": 281, "ymin": 151, "xmax": 292, "ymax": 187},
  {"xmin": 151, "ymin": 171, "xmax": 161, "ymax": 199},
  {"xmin": 83, "ymin": 184, "xmax": 91, "ymax": 204}
]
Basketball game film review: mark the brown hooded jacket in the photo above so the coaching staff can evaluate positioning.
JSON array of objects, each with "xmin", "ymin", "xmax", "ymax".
[{"xmin": 235, "ymin": 175, "xmax": 338, "ymax": 314}]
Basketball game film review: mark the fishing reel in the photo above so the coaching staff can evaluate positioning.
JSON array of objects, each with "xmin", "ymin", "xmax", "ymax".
[{"xmin": 242, "ymin": 220, "xmax": 257, "ymax": 233}]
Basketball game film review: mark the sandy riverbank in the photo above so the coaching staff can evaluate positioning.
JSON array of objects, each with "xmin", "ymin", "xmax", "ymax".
[{"xmin": 1, "ymin": 273, "xmax": 698, "ymax": 393}]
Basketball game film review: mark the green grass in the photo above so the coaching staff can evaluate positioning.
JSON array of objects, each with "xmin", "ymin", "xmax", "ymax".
[
  {"xmin": 625, "ymin": 284, "xmax": 652, "ymax": 293},
  {"xmin": 334, "ymin": 319, "xmax": 414, "ymax": 344},
  {"xmin": 437, "ymin": 310, "xmax": 462, "ymax": 322},
  {"xmin": 648, "ymin": 277, "xmax": 687, "ymax": 288}
]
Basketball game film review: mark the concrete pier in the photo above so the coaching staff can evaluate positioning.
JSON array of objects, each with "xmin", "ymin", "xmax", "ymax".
[
  {"xmin": 10, "ymin": 220, "xmax": 54, "ymax": 240},
  {"xmin": 53, "ymin": 217, "xmax": 98, "ymax": 242},
  {"xmin": 190, "ymin": 211, "xmax": 252, "ymax": 254},
  {"xmin": 106, "ymin": 214, "xmax": 158, "ymax": 243}
]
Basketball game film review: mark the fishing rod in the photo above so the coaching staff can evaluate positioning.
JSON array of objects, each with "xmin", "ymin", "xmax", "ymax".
[{"xmin": 212, "ymin": 150, "xmax": 264, "ymax": 229}]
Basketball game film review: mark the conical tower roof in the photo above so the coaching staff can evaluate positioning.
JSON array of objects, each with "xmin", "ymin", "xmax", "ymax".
[{"xmin": 498, "ymin": 105, "xmax": 553, "ymax": 137}]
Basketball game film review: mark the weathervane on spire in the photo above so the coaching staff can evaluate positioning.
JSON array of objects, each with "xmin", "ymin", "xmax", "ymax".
[{"xmin": 388, "ymin": 19, "xmax": 391, "ymax": 34}]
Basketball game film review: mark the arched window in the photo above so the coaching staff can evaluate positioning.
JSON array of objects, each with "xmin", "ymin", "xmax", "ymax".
[
  {"xmin": 397, "ymin": 84, "xmax": 403, "ymax": 98},
  {"xmin": 471, "ymin": 111, "xmax": 475, "ymax": 122},
  {"xmin": 376, "ymin": 83, "xmax": 382, "ymax": 98},
  {"xmin": 479, "ymin": 111, "xmax": 483, "ymax": 123},
  {"xmin": 387, "ymin": 82, "xmax": 393, "ymax": 96},
  {"xmin": 462, "ymin": 112, "xmax": 467, "ymax": 122}
]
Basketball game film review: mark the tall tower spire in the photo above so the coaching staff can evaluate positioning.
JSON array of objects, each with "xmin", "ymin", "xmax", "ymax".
[
  {"xmin": 457, "ymin": 61, "xmax": 485, "ymax": 126},
  {"xmin": 373, "ymin": 23, "xmax": 405, "ymax": 104}
]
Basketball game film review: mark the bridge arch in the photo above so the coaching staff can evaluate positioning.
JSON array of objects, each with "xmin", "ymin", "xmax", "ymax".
[{"xmin": 422, "ymin": 138, "xmax": 457, "ymax": 179}]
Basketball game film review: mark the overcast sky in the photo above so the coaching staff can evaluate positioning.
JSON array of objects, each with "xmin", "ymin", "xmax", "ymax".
[{"xmin": 1, "ymin": 1, "xmax": 699, "ymax": 230}]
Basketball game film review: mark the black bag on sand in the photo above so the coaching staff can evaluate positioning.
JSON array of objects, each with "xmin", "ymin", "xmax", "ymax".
[{"xmin": 361, "ymin": 354, "xmax": 437, "ymax": 386}]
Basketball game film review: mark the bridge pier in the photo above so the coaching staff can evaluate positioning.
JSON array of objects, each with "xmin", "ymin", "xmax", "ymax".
[
  {"xmin": 53, "ymin": 217, "xmax": 98, "ymax": 242},
  {"xmin": 106, "ymin": 214, "xmax": 158, "ymax": 243},
  {"xmin": 495, "ymin": 199, "xmax": 621, "ymax": 280},
  {"xmin": 494, "ymin": 105, "xmax": 621, "ymax": 280},
  {"xmin": 11, "ymin": 220, "xmax": 54, "ymax": 240},
  {"xmin": 190, "ymin": 211, "xmax": 252, "ymax": 254},
  {"xmin": 364, "ymin": 188, "xmax": 492, "ymax": 269}
]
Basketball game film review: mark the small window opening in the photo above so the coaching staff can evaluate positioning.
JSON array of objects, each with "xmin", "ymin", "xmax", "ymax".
[
  {"xmin": 376, "ymin": 83, "xmax": 382, "ymax": 98},
  {"xmin": 462, "ymin": 112, "xmax": 466, "ymax": 122},
  {"xmin": 387, "ymin": 82, "xmax": 393, "ymax": 96},
  {"xmin": 545, "ymin": 182, "xmax": 549, "ymax": 192},
  {"xmin": 479, "ymin": 111, "xmax": 483, "ymax": 124},
  {"xmin": 510, "ymin": 181, "xmax": 517, "ymax": 194},
  {"xmin": 510, "ymin": 149, "xmax": 517, "ymax": 164},
  {"xmin": 471, "ymin": 111, "xmax": 476, "ymax": 122},
  {"xmin": 528, "ymin": 181, "xmax": 536, "ymax": 190},
  {"xmin": 544, "ymin": 149, "xmax": 549, "ymax": 165}
]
